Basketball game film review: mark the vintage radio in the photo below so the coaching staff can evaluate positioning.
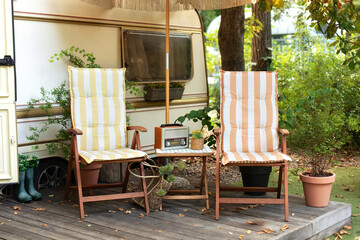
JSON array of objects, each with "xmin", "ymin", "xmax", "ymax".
[{"xmin": 155, "ymin": 124, "xmax": 189, "ymax": 150}]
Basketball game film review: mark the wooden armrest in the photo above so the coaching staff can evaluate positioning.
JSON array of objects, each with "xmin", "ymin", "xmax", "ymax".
[
  {"xmin": 214, "ymin": 128, "xmax": 221, "ymax": 136},
  {"xmin": 278, "ymin": 129, "xmax": 290, "ymax": 136},
  {"xmin": 127, "ymin": 126, "xmax": 147, "ymax": 132},
  {"xmin": 66, "ymin": 128, "xmax": 83, "ymax": 135}
]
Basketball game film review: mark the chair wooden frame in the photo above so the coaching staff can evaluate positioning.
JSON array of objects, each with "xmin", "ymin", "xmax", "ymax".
[
  {"xmin": 214, "ymin": 128, "xmax": 290, "ymax": 222},
  {"xmin": 64, "ymin": 126, "xmax": 149, "ymax": 219}
]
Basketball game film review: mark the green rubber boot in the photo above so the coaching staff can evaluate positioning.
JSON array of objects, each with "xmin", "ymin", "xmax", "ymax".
[
  {"xmin": 25, "ymin": 167, "xmax": 42, "ymax": 200},
  {"xmin": 17, "ymin": 170, "xmax": 32, "ymax": 203}
]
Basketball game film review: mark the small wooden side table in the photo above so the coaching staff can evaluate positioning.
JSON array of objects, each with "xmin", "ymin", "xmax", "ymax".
[{"xmin": 156, "ymin": 146, "xmax": 214, "ymax": 209}]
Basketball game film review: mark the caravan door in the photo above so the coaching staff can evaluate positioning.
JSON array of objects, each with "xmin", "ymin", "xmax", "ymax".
[{"xmin": 0, "ymin": 0, "xmax": 18, "ymax": 184}]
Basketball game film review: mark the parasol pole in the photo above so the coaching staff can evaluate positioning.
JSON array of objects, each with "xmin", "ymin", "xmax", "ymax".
[{"xmin": 165, "ymin": 0, "xmax": 170, "ymax": 124}]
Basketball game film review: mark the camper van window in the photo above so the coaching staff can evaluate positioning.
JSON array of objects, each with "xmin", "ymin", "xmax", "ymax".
[{"xmin": 123, "ymin": 30, "xmax": 192, "ymax": 83}]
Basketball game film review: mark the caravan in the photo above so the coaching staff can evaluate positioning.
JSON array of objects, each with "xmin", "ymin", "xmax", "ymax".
[{"xmin": 0, "ymin": 0, "xmax": 208, "ymax": 188}]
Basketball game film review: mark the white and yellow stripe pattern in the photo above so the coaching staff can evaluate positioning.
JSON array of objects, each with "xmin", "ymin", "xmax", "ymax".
[
  {"xmin": 69, "ymin": 67, "xmax": 146, "ymax": 164},
  {"xmin": 220, "ymin": 71, "xmax": 291, "ymax": 165}
]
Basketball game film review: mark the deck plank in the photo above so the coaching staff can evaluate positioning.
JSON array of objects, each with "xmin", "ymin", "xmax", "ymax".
[{"xmin": 0, "ymin": 185, "xmax": 351, "ymax": 240}]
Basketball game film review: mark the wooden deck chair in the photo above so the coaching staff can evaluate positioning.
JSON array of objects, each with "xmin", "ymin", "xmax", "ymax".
[
  {"xmin": 64, "ymin": 67, "xmax": 149, "ymax": 219},
  {"xmin": 215, "ymin": 70, "xmax": 291, "ymax": 221}
]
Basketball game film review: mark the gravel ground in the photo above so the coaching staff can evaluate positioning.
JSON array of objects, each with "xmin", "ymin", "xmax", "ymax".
[{"xmin": 170, "ymin": 149, "xmax": 360, "ymax": 184}]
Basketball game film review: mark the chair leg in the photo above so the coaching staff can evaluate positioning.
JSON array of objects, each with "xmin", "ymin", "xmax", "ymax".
[
  {"xmin": 64, "ymin": 154, "xmax": 73, "ymax": 200},
  {"xmin": 74, "ymin": 159, "xmax": 85, "ymax": 219},
  {"xmin": 122, "ymin": 162, "xmax": 130, "ymax": 193},
  {"xmin": 140, "ymin": 162, "xmax": 149, "ymax": 215},
  {"xmin": 215, "ymin": 158, "xmax": 220, "ymax": 220},
  {"xmin": 277, "ymin": 165, "xmax": 283, "ymax": 199},
  {"xmin": 283, "ymin": 162, "xmax": 289, "ymax": 222}
]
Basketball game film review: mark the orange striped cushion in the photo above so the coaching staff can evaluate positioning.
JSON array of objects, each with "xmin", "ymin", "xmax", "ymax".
[{"xmin": 220, "ymin": 71, "xmax": 291, "ymax": 165}]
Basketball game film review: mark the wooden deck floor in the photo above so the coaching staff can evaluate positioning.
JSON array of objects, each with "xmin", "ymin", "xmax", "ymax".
[{"xmin": 0, "ymin": 185, "xmax": 351, "ymax": 240}]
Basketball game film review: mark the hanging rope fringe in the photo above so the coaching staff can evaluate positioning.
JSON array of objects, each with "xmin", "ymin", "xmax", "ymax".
[{"xmin": 80, "ymin": 0, "xmax": 257, "ymax": 11}]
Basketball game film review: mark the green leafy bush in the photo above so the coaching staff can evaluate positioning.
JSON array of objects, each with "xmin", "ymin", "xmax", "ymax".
[
  {"xmin": 273, "ymin": 13, "xmax": 360, "ymax": 152},
  {"xmin": 175, "ymin": 106, "xmax": 220, "ymax": 149},
  {"xmin": 289, "ymin": 88, "xmax": 349, "ymax": 176}
]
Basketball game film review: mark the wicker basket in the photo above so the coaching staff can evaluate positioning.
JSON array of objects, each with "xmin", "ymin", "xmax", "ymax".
[{"xmin": 191, "ymin": 138, "xmax": 204, "ymax": 150}]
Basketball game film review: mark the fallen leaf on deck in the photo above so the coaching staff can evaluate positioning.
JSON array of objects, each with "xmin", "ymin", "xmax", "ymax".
[
  {"xmin": 125, "ymin": 210, "xmax": 132, "ymax": 214},
  {"xmin": 77, "ymin": 220, "xmax": 83, "ymax": 223},
  {"xmin": 157, "ymin": 230, "xmax": 163, "ymax": 233},
  {"xmin": 229, "ymin": 232, "xmax": 233, "ymax": 235},
  {"xmin": 339, "ymin": 230, "xmax": 350, "ymax": 235},
  {"xmin": 34, "ymin": 208, "xmax": 47, "ymax": 211},
  {"xmin": 14, "ymin": 211, "xmax": 19, "ymax": 215},
  {"xmin": 72, "ymin": 204, "xmax": 79, "ymax": 208},
  {"xmin": 237, "ymin": 207, "xmax": 248, "ymax": 211},
  {"xmin": 41, "ymin": 224, "xmax": 47, "ymax": 227},
  {"xmin": 183, "ymin": 209, "xmax": 188, "ymax": 212},
  {"xmin": 115, "ymin": 229, "xmax": 118, "ymax": 232},
  {"xmin": 220, "ymin": 207, "xmax": 226, "ymax": 211},
  {"xmin": 201, "ymin": 210, "xmax": 213, "ymax": 215},
  {"xmin": 118, "ymin": 208, "xmax": 124, "ymax": 211},
  {"xmin": 247, "ymin": 220, "xmax": 264, "ymax": 225},
  {"xmin": 343, "ymin": 188, "xmax": 354, "ymax": 192},
  {"xmin": 138, "ymin": 214, "xmax": 144, "ymax": 218},
  {"xmin": 201, "ymin": 208, "xmax": 207, "ymax": 212},
  {"xmin": 87, "ymin": 224, "xmax": 91, "ymax": 227},
  {"xmin": 208, "ymin": 192, "xmax": 212, "ymax": 195},
  {"xmin": 343, "ymin": 225, "xmax": 352, "ymax": 230},
  {"xmin": 108, "ymin": 210, "xmax": 116, "ymax": 213},
  {"xmin": 245, "ymin": 230, "xmax": 252, "ymax": 234},
  {"xmin": 48, "ymin": 194, "xmax": 54, "ymax": 198},
  {"xmin": 217, "ymin": 227, "xmax": 222, "ymax": 229},
  {"xmin": 131, "ymin": 208, "xmax": 136, "ymax": 210},
  {"xmin": 291, "ymin": 213, "xmax": 295, "ymax": 216},
  {"xmin": 281, "ymin": 224, "xmax": 289, "ymax": 231},
  {"xmin": 333, "ymin": 232, "xmax": 343, "ymax": 239},
  {"xmin": 0, "ymin": 222, "xmax": 4, "ymax": 225},
  {"xmin": 352, "ymin": 213, "xmax": 360, "ymax": 217},
  {"xmin": 12, "ymin": 206, "xmax": 21, "ymax": 211},
  {"xmin": 178, "ymin": 213, "xmax": 185, "ymax": 218},
  {"xmin": 238, "ymin": 235, "xmax": 245, "ymax": 240}
]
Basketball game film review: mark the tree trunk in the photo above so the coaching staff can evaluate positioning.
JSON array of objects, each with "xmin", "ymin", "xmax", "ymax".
[
  {"xmin": 251, "ymin": 2, "xmax": 272, "ymax": 71},
  {"xmin": 218, "ymin": 6, "xmax": 245, "ymax": 71}
]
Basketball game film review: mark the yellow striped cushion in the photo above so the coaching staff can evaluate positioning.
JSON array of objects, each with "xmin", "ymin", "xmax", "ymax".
[
  {"xmin": 79, "ymin": 149, "xmax": 146, "ymax": 164},
  {"xmin": 220, "ymin": 71, "xmax": 291, "ymax": 165},
  {"xmin": 68, "ymin": 67, "xmax": 146, "ymax": 164}
]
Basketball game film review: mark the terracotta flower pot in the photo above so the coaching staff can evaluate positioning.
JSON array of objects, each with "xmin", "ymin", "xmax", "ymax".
[
  {"xmin": 300, "ymin": 171, "xmax": 336, "ymax": 207},
  {"xmin": 191, "ymin": 138, "xmax": 204, "ymax": 150},
  {"xmin": 75, "ymin": 163, "xmax": 102, "ymax": 186}
]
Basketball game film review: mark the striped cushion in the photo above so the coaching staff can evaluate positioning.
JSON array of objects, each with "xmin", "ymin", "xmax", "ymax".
[
  {"xmin": 68, "ymin": 67, "xmax": 146, "ymax": 164},
  {"xmin": 220, "ymin": 70, "xmax": 291, "ymax": 165},
  {"xmin": 79, "ymin": 149, "xmax": 147, "ymax": 164}
]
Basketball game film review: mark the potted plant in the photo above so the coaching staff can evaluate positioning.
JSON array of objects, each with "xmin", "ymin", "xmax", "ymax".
[
  {"xmin": 132, "ymin": 161, "xmax": 185, "ymax": 211},
  {"xmin": 144, "ymin": 82, "xmax": 185, "ymax": 102},
  {"xmin": 73, "ymin": 163, "xmax": 102, "ymax": 186},
  {"xmin": 190, "ymin": 129, "xmax": 204, "ymax": 150},
  {"xmin": 291, "ymin": 88, "xmax": 347, "ymax": 207}
]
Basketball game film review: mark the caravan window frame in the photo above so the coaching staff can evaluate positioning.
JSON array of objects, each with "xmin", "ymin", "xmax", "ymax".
[{"xmin": 122, "ymin": 28, "xmax": 193, "ymax": 84}]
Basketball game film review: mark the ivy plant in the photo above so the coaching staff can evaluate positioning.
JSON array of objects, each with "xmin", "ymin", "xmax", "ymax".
[{"xmin": 27, "ymin": 46, "xmax": 144, "ymax": 158}]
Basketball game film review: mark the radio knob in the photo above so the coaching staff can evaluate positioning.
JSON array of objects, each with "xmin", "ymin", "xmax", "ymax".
[
  {"xmin": 165, "ymin": 140, "xmax": 171, "ymax": 147},
  {"xmin": 181, "ymin": 139, "xmax": 186, "ymax": 146}
]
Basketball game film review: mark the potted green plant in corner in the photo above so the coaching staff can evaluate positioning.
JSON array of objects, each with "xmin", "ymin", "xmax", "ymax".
[
  {"xmin": 144, "ymin": 82, "xmax": 185, "ymax": 102},
  {"xmin": 291, "ymin": 88, "xmax": 348, "ymax": 207}
]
